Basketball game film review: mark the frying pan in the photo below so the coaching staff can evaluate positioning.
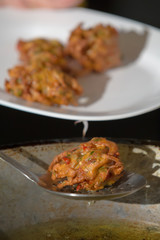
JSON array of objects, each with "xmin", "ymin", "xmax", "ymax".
[{"xmin": 0, "ymin": 138, "xmax": 160, "ymax": 239}]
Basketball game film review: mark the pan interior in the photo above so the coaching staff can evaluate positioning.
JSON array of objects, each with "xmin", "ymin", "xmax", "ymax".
[{"xmin": 3, "ymin": 218, "xmax": 160, "ymax": 240}]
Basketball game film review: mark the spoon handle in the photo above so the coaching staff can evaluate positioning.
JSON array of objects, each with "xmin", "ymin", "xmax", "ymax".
[{"xmin": 0, "ymin": 151, "xmax": 39, "ymax": 184}]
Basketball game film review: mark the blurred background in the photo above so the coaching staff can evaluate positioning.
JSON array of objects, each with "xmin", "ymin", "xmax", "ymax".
[{"xmin": 0, "ymin": 0, "xmax": 160, "ymax": 147}]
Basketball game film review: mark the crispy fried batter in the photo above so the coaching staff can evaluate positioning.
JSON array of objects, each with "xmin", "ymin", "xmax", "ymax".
[
  {"xmin": 17, "ymin": 38, "xmax": 67, "ymax": 70},
  {"xmin": 5, "ymin": 65, "xmax": 82, "ymax": 106},
  {"xmin": 48, "ymin": 137, "xmax": 124, "ymax": 191},
  {"xmin": 66, "ymin": 24, "xmax": 121, "ymax": 72},
  {"xmin": 5, "ymin": 23, "xmax": 121, "ymax": 106}
]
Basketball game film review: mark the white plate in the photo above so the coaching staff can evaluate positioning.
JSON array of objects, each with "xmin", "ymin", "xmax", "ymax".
[{"xmin": 0, "ymin": 7, "xmax": 160, "ymax": 121}]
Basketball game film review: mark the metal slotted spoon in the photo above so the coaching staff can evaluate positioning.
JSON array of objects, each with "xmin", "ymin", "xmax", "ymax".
[{"xmin": 0, "ymin": 151, "xmax": 146, "ymax": 201}]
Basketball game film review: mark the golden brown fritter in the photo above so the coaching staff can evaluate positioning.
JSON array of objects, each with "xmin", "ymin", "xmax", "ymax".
[
  {"xmin": 5, "ymin": 65, "xmax": 82, "ymax": 106},
  {"xmin": 48, "ymin": 137, "xmax": 124, "ymax": 191},
  {"xmin": 5, "ymin": 23, "xmax": 122, "ymax": 107},
  {"xmin": 65, "ymin": 23, "xmax": 121, "ymax": 72},
  {"xmin": 17, "ymin": 38, "xmax": 67, "ymax": 70}
]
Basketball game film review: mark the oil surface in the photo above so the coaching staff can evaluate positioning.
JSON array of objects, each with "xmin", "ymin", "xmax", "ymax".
[{"xmin": 2, "ymin": 218, "xmax": 160, "ymax": 240}]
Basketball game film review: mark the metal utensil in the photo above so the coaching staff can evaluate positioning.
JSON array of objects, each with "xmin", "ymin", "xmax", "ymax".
[{"xmin": 0, "ymin": 151, "xmax": 146, "ymax": 201}]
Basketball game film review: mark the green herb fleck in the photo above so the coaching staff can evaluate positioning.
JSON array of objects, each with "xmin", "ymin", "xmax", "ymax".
[
  {"xmin": 16, "ymin": 78, "xmax": 22, "ymax": 84},
  {"xmin": 99, "ymin": 166, "xmax": 106, "ymax": 172},
  {"xmin": 16, "ymin": 89, "xmax": 23, "ymax": 96},
  {"xmin": 94, "ymin": 138, "xmax": 100, "ymax": 142}
]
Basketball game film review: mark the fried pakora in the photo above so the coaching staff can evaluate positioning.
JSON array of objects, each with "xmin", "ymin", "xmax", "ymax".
[
  {"xmin": 17, "ymin": 38, "xmax": 67, "ymax": 70},
  {"xmin": 66, "ymin": 24, "xmax": 121, "ymax": 72},
  {"xmin": 5, "ymin": 23, "xmax": 121, "ymax": 107},
  {"xmin": 5, "ymin": 65, "xmax": 82, "ymax": 106},
  {"xmin": 48, "ymin": 137, "xmax": 124, "ymax": 191}
]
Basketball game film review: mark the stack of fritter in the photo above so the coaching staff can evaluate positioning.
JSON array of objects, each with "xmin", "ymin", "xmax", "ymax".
[
  {"xmin": 5, "ymin": 38, "xmax": 82, "ymax": 106},
  {"xmin": 5, "ymin": 23, "xmax": 121, "ymax": 106}
]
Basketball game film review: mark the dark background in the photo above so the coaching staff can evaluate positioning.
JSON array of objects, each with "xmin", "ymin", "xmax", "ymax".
[{"xmin": 1, "ymin": 0, "xmax": 160, "ymax": 147}]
